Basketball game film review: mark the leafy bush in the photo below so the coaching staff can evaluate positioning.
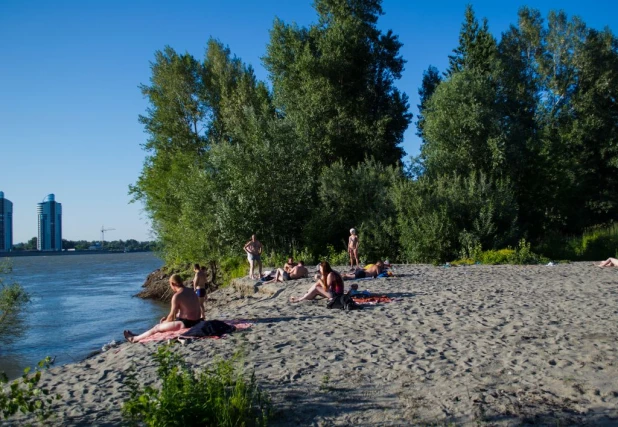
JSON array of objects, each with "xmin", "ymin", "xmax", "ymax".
[
  {"xmin": 394, "ymin": 172, "xmax": 518, "ymax": 263},
  {"xmin": 452, "ymin": 239, "xmax": 548, "ymax": 265},
  {"xmin": 321, "ymin": 245, "xmax": 349, "ymax": 267},
  {"xmin": 536, "ymin": 223, "xmax": 618, "ymax": 261},
  {"xmin": 0, "ymin": 260, "xmax": 30, "ymax": 330},
  {"xmin": 122, "ymin": 344, "xmax": 270, "ymax": 427},
  {"xmin": 0, "ymin": 357, "xmax": 61, "ymax": 422},
  {"xmin": 218, "ymin": 256, "xmax": 248, "ymax": 287}
]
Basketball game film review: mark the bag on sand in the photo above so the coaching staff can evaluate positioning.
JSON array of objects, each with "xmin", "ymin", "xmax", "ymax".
[
  {"xmin": 326, "ymin": 292, "xmax": 362, "ymax": 311},
  {"xmin": 201, "ymin": 320, "xmax": 236, "ymax": 337}
]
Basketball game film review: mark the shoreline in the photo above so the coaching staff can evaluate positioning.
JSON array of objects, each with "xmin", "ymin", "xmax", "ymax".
[
  {"xmin": 5, "ymin": 262, "xmax": 618, "ymax": 425},
  {"xmin": 0, "ymin": 250, "xmax": 154, "ymax": 258}
]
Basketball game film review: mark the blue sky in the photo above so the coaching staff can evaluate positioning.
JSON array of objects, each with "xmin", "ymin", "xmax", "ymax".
[{"xmin": 1, "ymin": 0, "xmax": 616, "ymax": 243}]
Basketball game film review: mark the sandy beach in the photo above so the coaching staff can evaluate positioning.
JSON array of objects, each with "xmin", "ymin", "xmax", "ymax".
[{"xmin": 4, "ymin": 262, "xmax": 618, "ymax": 426}]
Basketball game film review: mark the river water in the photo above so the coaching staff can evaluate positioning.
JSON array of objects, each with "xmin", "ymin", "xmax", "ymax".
[{"xmin": 0, "ymin": 252, "xmax": 167, "ymax": 379}]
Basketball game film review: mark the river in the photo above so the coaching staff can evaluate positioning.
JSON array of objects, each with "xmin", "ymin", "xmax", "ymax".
[{"xmin": 0, "ymin": 252, "xmax": 167, "ymax": 379}]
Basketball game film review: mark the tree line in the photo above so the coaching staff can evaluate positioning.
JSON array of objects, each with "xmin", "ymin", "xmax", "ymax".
[
  {"xmin": 12, "ymin": 238, "xmax": 157, "ymax": 252},
  {"xmin": 131, "ymin": 0, "xmax": 618, "ymax": 265}
]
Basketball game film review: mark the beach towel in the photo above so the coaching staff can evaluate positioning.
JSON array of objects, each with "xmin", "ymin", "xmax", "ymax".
[
  {"xmin": 137, "ymin": 320, "xmax": 253, "ymax": 343},
  {"xmin": 352, "ymin": 295, "xmax": 393, "ymax": 305}
]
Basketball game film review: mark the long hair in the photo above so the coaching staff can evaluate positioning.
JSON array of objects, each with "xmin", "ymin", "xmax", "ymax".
[{"xmin": 320, "ymin": 261, "xmax": 333, "ymax": 289}]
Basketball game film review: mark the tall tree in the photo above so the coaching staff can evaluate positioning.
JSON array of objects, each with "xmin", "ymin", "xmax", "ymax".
[
  {"xmin": 446, "ymin": 5, "xmax": 497, "ymax": 77},
  {"xmin": 264, "ymin": 0, "xmax": 411, "ymax": 167},
  {"xmin": 416, "ymin": 65, "xmax": 442, "ymax": 141}
]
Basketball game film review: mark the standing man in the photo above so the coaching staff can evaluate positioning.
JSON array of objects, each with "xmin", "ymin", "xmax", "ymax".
[
  {"xmin": 243, "ymin": 234, "xmax": 263, "ymax": 280},
  {"xmin": 193, "ymin": 263, "xmax": 207, "ymax": 319}
]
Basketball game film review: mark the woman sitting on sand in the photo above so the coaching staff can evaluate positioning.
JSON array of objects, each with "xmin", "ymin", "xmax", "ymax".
[
  {"xmin": 342, "ymin": 260, "xmax": 385, "ymax": 280},
  {"xmin": 598, "ymin": 257, "xmax": 618, "ymax": 267},
  {"xmin": 124, "ymin": 274, "xmax": 202, "ymax": 343},
  {"xmin": 290, "ymin": 261, "xmax": 343, "ymax": 303}
]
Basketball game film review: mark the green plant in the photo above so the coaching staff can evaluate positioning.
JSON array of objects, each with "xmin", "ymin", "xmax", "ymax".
[
  {"xmin": 0, "ymin": 357, "xmax": 61, "ymax": 422},
  {"xmin": 319, "ymin": 374, "xmax": 330, "ymax": 392},
  {"xmin": 0, "ymin": 260, "xmax": 30, "ymax": 328},
  {"xmin": 122, "ymin": 344, "xmax": 270, "ymax": 427},
  {"xmin": 322, "ymin": 244, "xmax": 349, "ymax": 267},
  {"xmin": 219, "ymin": 256, "xmax": 248, "ymax": 287}
]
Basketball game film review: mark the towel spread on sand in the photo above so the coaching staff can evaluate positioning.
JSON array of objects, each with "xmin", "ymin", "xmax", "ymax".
[
  {"xmin": 351, "ymin": 295, "xmax": 394, "ymax": 305},
  {"xmin": 137, "ymin": 320, "xmax": 253, "ymax": 343}
]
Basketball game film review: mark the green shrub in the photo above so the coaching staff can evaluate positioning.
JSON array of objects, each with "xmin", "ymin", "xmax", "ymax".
[
  {"xmin": 394, "ymin": 172, "xmax": 518, "ymax": 263},
  {"xmin": 122, "ymin": 344, "xmax": 270, "ymax": 427},
  {"xmin": 218, "ymin": 256, "xmax": 247, "ymax": 287},
  {"xmin": 536, "ymin": 223, "xmax": 618, "ymax": 261},
  {"xmin": 0, "ymin": 260, "xmax": 30, "ymax": 330},
  {"xmin": 452, "ymin": 239, "xmax": 548, "ymax": 265},
  {"xmin": 0, "ymin": 357, "xmax": 61, "ymax": 422},
  {"xmin": 321, "ymin": 244, "xmax": 349, "ymax": 267}
]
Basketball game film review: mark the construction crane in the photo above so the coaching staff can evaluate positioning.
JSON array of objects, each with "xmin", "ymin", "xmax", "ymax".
[{"xmin": 101, "ymin": 226, "xmax": 115, "ymax": 248}]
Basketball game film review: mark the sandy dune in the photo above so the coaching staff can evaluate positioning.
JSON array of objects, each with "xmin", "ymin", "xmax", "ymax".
[{"xmin": 4, "ymin": 263, "xmax": 618, "ymax": 426}]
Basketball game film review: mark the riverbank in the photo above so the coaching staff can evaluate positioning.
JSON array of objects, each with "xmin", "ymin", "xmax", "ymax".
[
  {"xmin": 5, "ymin": 263, "xmax": 618, "ymax": 425},
  {"xmin": 0, "ymin": 250, "xmax": 153, "ymax": 258}
]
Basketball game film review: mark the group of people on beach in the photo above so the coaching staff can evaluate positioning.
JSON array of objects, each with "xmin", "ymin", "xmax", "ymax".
[
  {"xmin": 125, "ymin": 228, "xmax": 616, "ymax": 343},
  {"xmin": 124, "ymin": 228, "xmax": 371, "ymax": 342}
]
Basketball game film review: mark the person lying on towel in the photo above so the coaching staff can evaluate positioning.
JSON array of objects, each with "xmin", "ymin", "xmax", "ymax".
[
  {"xmin": 124, "ymin": 274, "xmax": 202, "ymax": 343},
  {"xmin": 264, "ymin": 261, "xmax": 309, "ymax": 284},
  {"xmin": 342, "ymin": 260, "xmax": 385, "ymax": 280}
]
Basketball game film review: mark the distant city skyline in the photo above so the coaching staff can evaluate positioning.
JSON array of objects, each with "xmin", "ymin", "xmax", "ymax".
[{"xmin": 2, "ymin": 0, "xmax": 617, "ymax": 243}]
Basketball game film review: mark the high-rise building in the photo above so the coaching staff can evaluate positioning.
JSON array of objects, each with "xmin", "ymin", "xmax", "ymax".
[
  {"xmin": 37, "ymin": 194, "xmax": 62, "ymax": 251},
  {"xmin": 0, "ymin": 191, "xmax": 13, "ymax": 252}
]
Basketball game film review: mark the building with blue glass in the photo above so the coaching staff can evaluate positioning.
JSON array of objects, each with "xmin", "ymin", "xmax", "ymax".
[
  {"xmin": 0, "ymin": 191, "xmax": 13, "ymax": 252},
  {"xmin": 37, "ymin": 194, "xmax": 62, "ymax": 251}
]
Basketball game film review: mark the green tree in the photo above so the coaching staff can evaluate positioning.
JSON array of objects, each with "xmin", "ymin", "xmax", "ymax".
[
  {"xmin": 421, "ymin": 70, "xmax": 507, "ymax": 179},
  {"xmin": 446, "ymin": 5, "xmax": 497, "ymax": 77},
  {"xmin": 264, "ymin": 0, "xmax": 411, "ymax": 167}
]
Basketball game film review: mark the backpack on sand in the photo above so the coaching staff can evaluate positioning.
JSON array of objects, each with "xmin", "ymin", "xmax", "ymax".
[{"xmin": 326, "ymin": 292, "xmax": 362, "ymax": 311}]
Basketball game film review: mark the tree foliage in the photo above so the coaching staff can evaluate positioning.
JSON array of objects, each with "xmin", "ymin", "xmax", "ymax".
[
  {"xmin": 132, "ymin": 0, "xmax": 411, "ymax": 265},
  {"xmin": 133, "ymin": 2, "xmax": 617, "ymax": 265}
]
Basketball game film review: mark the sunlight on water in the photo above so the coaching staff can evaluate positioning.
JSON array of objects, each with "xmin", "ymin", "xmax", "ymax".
[{"xmin": 0, "ymin": 252, "xmax": 166, "ymax": 379}]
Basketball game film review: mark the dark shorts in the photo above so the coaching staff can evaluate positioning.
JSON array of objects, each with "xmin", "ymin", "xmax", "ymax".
[
  {"xmin": 177, "ymin": 318, "xmax": 201, "ymax": 328},
  {"xmin": 282, "ymin": 271, "xmax": 291, "ymax": 281},
  {"xmin": 248, "ymin": 253, "xmax": 261, "ymax": 261},
  {"xmin": 196, "ymin": 288, "xmax": 206, "ymax": 298},
  {"xmin": 354, "ymin": 270, "xmax": 366, "ymax": 279}
]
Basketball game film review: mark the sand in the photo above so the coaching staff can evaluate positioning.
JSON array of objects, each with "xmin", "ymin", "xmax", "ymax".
[{"xmin": 3, "ymin": 262, "xmax": 618, "ymax": 426}]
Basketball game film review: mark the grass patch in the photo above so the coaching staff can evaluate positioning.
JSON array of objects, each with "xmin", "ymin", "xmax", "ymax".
[{"xmin": 122, "ymin": 344, "xmax": 270, "ymax": 427}]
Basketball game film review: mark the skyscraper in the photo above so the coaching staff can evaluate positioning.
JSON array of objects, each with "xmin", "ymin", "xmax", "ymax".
[
  {"xmin": 37, "ymin": 194, "xmax": 62, "ymax": 251},
  {"xmin": 0, "ymin": 191, "xmax": 13, "ymax": 252}
]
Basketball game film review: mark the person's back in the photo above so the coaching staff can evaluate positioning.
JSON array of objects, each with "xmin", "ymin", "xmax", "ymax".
[
  {"xmin": 174, "ymin": 287, "xmax": 202, "ymax": 321},
  {"xmin": 290, "ymin": 263, "xmax": 308, "ymax": 279}
]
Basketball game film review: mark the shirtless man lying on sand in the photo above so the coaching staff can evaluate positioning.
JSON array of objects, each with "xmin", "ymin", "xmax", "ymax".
[
  {"xmin": 264, "ymin": 261, "xmax": 308, "ymax": 284},
  {"xmin": 124, "ymin": 274, "xmax": 202, "ymax": 343},
  {"xmin": 598, "ymin": 257, "xmax": 618, "ymax": 267},
  {"xmin": 342, "ymin": 260, "xmax": 385, "ymax": 280}
]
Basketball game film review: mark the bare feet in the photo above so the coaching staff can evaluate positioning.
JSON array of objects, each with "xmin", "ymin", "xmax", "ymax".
[
  {"xmin": 123, "ymin": 330, "xmax": 136, "ymax": 343},
  {"xmin": 290, "ymin": 296, "xmax": 299, "ymax": 303}
]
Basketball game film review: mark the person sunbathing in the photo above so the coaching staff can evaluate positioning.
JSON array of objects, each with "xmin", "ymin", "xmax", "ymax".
[
  {"xmin": 598, "ymin": 257, "xmax": 618, "ymax": 267},
  {"xmin": 264, "ymin": 261, "xmax": 308, "ymax": 284},
  {"xmin": 342, "ymin": 260, "xmax": 385, "ymax": 280},
  {"xmin": 290, "ymin": 261, "xmax": 343, "ymax": 303},
  {"xmin": 124, "ymin": 274, "xmax": 202, "ymax": 343}
]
